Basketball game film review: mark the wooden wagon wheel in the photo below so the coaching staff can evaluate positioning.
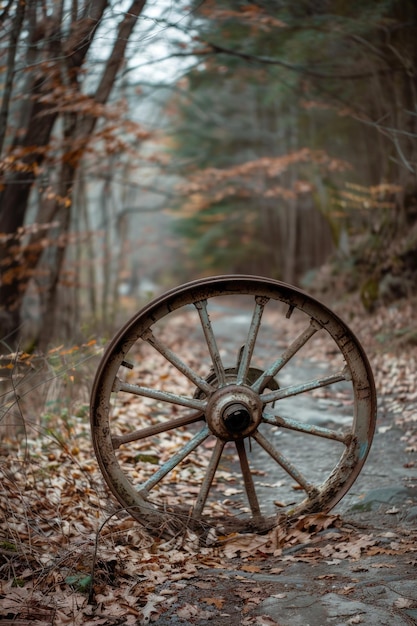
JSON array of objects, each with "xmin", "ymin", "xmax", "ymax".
[{"xmin": 90, "ymin": 276, "xmax": 376, "ymax": 534}]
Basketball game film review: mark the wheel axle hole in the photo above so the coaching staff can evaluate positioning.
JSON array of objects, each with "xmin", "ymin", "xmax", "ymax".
[{"xmin": 223, "ymin": 403, "xmax": 252, "ymax": 433}]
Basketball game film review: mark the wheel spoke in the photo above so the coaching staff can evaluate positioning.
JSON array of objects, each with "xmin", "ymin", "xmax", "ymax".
[
  {"xmin": 113, "ymin": 378, "xmax": 206, "ymax": 411},
  {"xmin": 251, "ymin": 319, "xmax": 321, "ymax": 393},
  {"xmin": 236, "ymin": 295, "xmax": 269, "ymax": 384},
  {"xmin": 235, "ymin": 439, "xmax": 262, "ymax": 520},
  {"xmin": 262, "ymin": 412, "xmax": 349, "ymax": 444},
  {"xmin": 260, "ymin": 369, "xmax": 348, "ymax": 405},
  {"xmin": 141, "ymin": 329, "xmax": 214, "ymax": 396},
  {"xmin": 193, "ymin": 438, "xmax": 225, "ymax": 519},
  {"xmin": 139, "ymin": 425, "xmax": 210, "ymax": 497},
  {"xmin": 194, "ymin": 299, "xmax": 226, "ymax": 385},
  {"xmin": 253, "ymin": 430, "xmax": 316, "ymax": 495},
  {"xmin": 111, "ymin": 410, "xmax": 204, "ymax": 449}
]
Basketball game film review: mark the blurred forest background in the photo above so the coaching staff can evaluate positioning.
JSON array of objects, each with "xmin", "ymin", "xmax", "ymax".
[
  {"xmin": 0, "ymin": 0, "xmax": 416, "ymax": 353},
  {"xmin": 2, "ymin": 3, "xmax": 417, "ymax": 619}
]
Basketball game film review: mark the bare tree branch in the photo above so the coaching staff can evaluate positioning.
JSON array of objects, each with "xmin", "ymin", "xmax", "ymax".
[
  {"xmin": 206, "ymin": 41, "xmax": 405, "ymax": 81},
  {"xmin": 77, "ymin": 0, "xmax": 147, "ymax": 142}
]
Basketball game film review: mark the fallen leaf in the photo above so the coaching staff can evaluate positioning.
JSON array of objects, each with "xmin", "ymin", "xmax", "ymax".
[
  {"xmin": 222, "ymin": 533, "xmax": 271, "ymax": 558},
  {"xmin": 386, "ymin": 506, "xmax": 400, "ymax": 514},
  {"xmin": 394, "ymin": 597, "xmax": 413, "ymax": 608},
  {"xmin": 240, "ymin": 564, "xmax": 262, "ymax": 573},
  {"xmin": 338, "ymin": 585, "xmax": 356, "ymax": 595},
  {"xmin": 177, "ymin": 603, "xmax": 200, "ymax": 619}
]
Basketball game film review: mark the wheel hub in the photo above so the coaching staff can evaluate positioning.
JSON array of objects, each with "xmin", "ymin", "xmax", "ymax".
[{"xmin": 205, "ymin": 384, "xmax": 263, "ymax": 440}]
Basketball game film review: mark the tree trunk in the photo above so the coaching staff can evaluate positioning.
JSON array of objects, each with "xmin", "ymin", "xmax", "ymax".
[
  {"xmin": 0, "ymin": 0, "xmax": 117, "ymax": 349},
  {"xmin": 0, "ymin": 0, "xmax": 26, "ymax": 155}
]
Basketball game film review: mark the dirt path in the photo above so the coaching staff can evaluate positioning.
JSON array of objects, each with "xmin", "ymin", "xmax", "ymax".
[{"xmin": 140, "ymin": 300, "xmax": 417, "ymax": 625}]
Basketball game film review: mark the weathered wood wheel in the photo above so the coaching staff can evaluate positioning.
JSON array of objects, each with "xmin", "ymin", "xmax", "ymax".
[{"xmin": 90, "ymin": 275, "xmax": 376, "ymax": 534}]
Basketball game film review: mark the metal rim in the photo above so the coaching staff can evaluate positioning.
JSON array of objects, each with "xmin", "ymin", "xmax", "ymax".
[{"xmin": 90, "ymin": 275, "xmax": 376, "ymax": 533}]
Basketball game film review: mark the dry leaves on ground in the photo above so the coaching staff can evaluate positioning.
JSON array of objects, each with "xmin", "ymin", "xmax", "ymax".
[{"xmin": 1, "ymin": 297, "xmax": 417, "ymax": 624}]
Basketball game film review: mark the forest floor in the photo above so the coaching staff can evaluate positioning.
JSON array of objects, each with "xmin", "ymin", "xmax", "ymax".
[{"xmin": 1, "ymin": 287, "xmax": 417, "ymax": 625}]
